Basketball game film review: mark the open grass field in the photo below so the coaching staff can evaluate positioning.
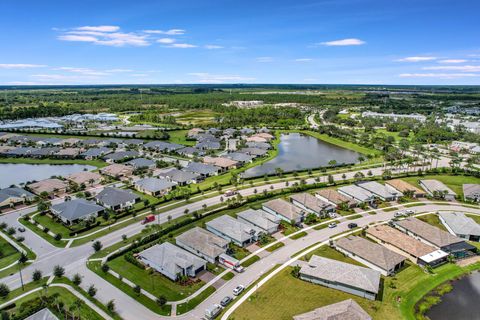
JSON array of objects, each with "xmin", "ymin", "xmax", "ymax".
[
  {"xmin": 416, "ymin": 213, "xmax": 448, "ymax": 231},
  {"xmin": 402, "ymin": 174, "xmax": 480, "ymax": 198},
  {"xmin": 175, "ymin": 109, "xmax": 219, "ymax": 126},
  {"xmin": 167, "ymin": 129, "xmax": 196, "ymax": 146},
  {"xmin": 231, "ymin": 244, "xmax": 480, "ymax": 320},
  {"xmin": 108, "ymin": 256, "xmax": 205, "ymax": 301},
  {"xmin": 0, "ymin": 237, "xmax": 21, "ymax": 269},
  {"xmin": 0, "ymin": 157, "xmax": 108, "ymax": 168}
]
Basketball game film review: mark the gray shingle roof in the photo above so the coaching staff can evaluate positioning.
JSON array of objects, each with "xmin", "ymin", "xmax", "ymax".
[
  {"xmin": 135, "ymin": 178, "xmax": 175, "ymax": 193},
  {"xmin": 290, "ymin": 193, "xmax": 334, "ymax": 213},
  {"xmin": 463, "ymin": 184, "xmax": 480, "ymax": 199},
  {"xmin": 25, "ymin": 308, "xmax": 59, "ymax": 320},
  {"xmin": 104, "ymin": 150, "xmax": 139, "ymax": 161},
  {"xmin": 184, "ymin": 162, "xmax": 219, "ymax": 175},
  {"xmin": 158, "ymin": 168, "xmax": 200, "ymax": 184},
  {"xmin": 293, "ymin": 299, "xmax": 372, "ymax": 320},
  {"xmin": 176, "ymin": 227, "xmax": 228, "ymax": 259},
  {"xmin": 299, "ymin": 255, "xmax": 381, "ymax": 294},
  {"xmin": 439, "ymin": 212, "xmax": 480, "ymax": 237},
  {"xmin": 206, "ymin": 215, "xmax": 262, "ymax": 243},
  {"xmin": 263, "ymin": 198, "xmax": 304, "ymax": 221},
  {"xmin": 237, "ymin": 209, "xmax": 280, "ymax": 231},
  {"xmin": 394, "ymin": 217, "xmax": 463, "ymax": 247},
  {"xmin": 95, "ymin": 187, "xmax": 139, "ymax": 207},
  {"xmin": 0, "ymin": 187, "xmax": 35, "ymax": 199},
  {"xmin": 51, "ymin": 199, "xmax": 104, "ymax": 221},
  {"xmin": 125, "ymin": 157, "xmax": 156, "ymax": 169}
]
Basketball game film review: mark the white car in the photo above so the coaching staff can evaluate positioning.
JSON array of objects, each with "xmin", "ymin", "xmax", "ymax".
[
  {"xmin": 233, "ymin": 285, "xmax": 245, "ymax": 296},
  {"xmin": 328, "ymin": 222, "xmax": 337, "ymax": 228},
  {"xmin": 405, "ymin": 209, "xmax": 415, "ymax": 215},
  {"xmin": 394, "ymin": 212, "xmax": 404, "ymax": 218}
]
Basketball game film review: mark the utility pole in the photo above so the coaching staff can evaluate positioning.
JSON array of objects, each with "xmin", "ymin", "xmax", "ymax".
[{"xmin": 18, "ymin": 264, "xmax": 25, "ymax": 291}]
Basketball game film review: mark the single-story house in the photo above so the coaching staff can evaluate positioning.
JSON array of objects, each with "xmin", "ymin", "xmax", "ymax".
[
  {"xmin": 290, "ymin": 193, "xmax": 335, "ymax": 218},
  {"xmin": 143, "ymin": 141, "xmax": 183, "ymax": 152},
  {"xmin": 104, "ymin": 150, "xmax": 139, "ymax": 163},
  {"xmin": 394, "ymin": 217, "xmax": 477, "ymax": 259},
  {"xmin": 335, "ymin": 236, "xmax": 406, "ymax": 276},
  {"xmin": 134, "ymin": 177, "xmax": 176, "ymax": 196},
  {"xmin": 0, "ymin": 187, "xmax": 35, "ymax": 209},
  {"xmin": 50, "ymin": 198, "xmax": 105, "ymax": 225},
  {"xmin": 292, "ymin": 299, "xmax": 372, "ymax": 320},
  {"xmin": 385, "ymin": 179, "xmax": 426, "ymax": 198},
  {"xmin": 439, "ymin": 212, "xmax": 480, "ymax": 242},
  {"xmin": 176, "ymin": 147, "xmax": 205, "ymax": 158},
  {"xmin": 203, "ymin": 156, "xmax": 238, "ymax": 171},
  {"xmin": 463, "ymin": 184, "xmax": 480, "ymax": 202},
  {"xmin": 245, "ymin": 141, "xmax": 271, "ymax": 150},
  {"xmin": 25, "ymin": 308, "xmax": 59, "ymax": 320},
  {"xmin": 100, "ymin": 163, "xmax": 134, "ymax": 179},
  {"xmin": 66, "ymin": 171, "xmax": 102, "ymax": 186},
  {"xmin": 157, "ymin": 168, "xmax": 201, "ymax": 186},
  {"xmin": 356, "ymin": 181, "xmax": 402, "ymax": 201},
  {"xmin": 27, "ymin": 179, "xmax": 68, "ymax": 197},
  {"xmin": 238, "ymin": 147, "xmax": 268, "ymax": 157},
  {"xmin": 60, "ymin": 138, "xmax": 82, "ymax": 146},
  {"xmin": 138, "ymin": 242, "xmax": 206, "ymax": 281},
  {"xmin": 175, "ymin": 227, "xmax": 229, "ymax": 263},
  {"xmin": 315, "ymin": 189, "xmax": 358, "ymax": 208},
  {"xmin": 206, "ymin": 215, "xmax": 263, "ymax": 247},
  {"xmin": 237, "ymin": 208, "xmax": 280, "ymax": 234},
  {"xmin": 125, "ymin": 158, "xmax": 156, "ymax": 170},
  {"xmin": 419, "ymin": 179, "xmax": 457, "ymax": 201},
  {"xmin": 366, "ymin": 225, "xmax": 448, "ymax": 267},
  {"xmin": 55, "ymin": 148, "xmax": 83, "ymax": 158},
  {"xmin": 95, "ymin": 187, "xmax": 140, "ymax": 211},
  {"xmin": 298, "ymin": 255, "xmax": 381, "ymax": 301},
  {"xmin": 225, "ymin": 152, "xmax": 254, "ymax": 164},
  {"xmin": 262, "ymin": 198, "xmax": 305, "ymax": 224},
  {"xmin": 183, "ymin": 162, "xmax": 220, "ymax": 177},
  {"xmin": 80, "ymin": 147, "xmax": 112, "ymax": 160},
  {"xmin": 187, "ymin": 128, "xmax": 204, "ymax": 138},
  {"xmin": 338, "ymin": 185, "xmax": 375, "ymax": 204},
  {"xmin": 196, "ymin": 140, "xmax": 222, "ymax": 150}
]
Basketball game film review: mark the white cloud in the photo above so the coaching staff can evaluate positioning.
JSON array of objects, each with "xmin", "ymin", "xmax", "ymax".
[
  {"xmin": 157, "ymin": 38, "xmax": 176, "ymax": 44},
  {"xmin": 105, "ymin": 68, "xmax": 133, "ymax": 73},
  {"xmin": 319, "ymin": 38, "xmax": 365, "ymax": 46},
  {"xmin": 438, "ymin": 59, "xmax": 468, "ymax": 64},
  {"xmin": 188, "ymin": 72, "xmax": 255, "ymax": 83},
  {"xmin": 0, "ymin": 64, "xmax": 46, "ymax": 69},
  {"xmin": 204, "ymin": 45, "xmax": 223, "ymax": 49},
  {"xmin": 399, "ymin": 73, "xmax": 478, "ymax": 79},
  {"xmin": 131, "ymin": 73, "xmax": 148, "ymax": 77},
  {"xmin": 58, "ymin": 35, "xmax": 99, "ymax": 42},
  {"xmin": 295, "ymin": 58, "xmax": 313, "ymax": 62},
  {"xmin": 53, "ymin": 67, "xmax": 109, "ymax": 76},
  {"xmin": 395, "ymin": 56, "xmax": 437, "ymax": 62},
  {"xmin": 143, "ymin": 29, "xmax": 185, "ymax": 35},
  {"xmin": 167, "ymin": 43, "xmax": 197, "ymax": 48},
  {"xmin": 255, "ymin": 57, "xmax": 273, "ymax": 63},
  {"xmin": 76, "ymin": 25, "xmax": 119, "ymax": 32},
  {"xmin": 422, "ymin": 65, "xmax": 480, "ymax": 72}
]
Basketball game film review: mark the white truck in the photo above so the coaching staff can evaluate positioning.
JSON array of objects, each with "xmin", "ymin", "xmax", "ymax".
[
  {"xmin": 205, "ymin": 304, "xmax": 222, "ymax": 319},
  {"xmin": 219, "ymin": 253, "xmax": 244, "ymax": 273}
]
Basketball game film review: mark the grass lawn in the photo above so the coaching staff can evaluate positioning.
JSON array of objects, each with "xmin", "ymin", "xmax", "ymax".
[
  {"xmin": 0, "ymin": 237, "xmax": 21, "ymax": 269},
  {"xmin": 402, "ymin": 174, "xmax": 480, "ymax": 198},
  {"xmin": 404, "ymin": 203, "xmax": 427, "ymax": 207},
  {"xmin": 19, "ymin": 219, "xmax": 66, "ymax": 248},
  {"xmin": 302, "ymin": 245, "xmax": 365, "ymax": 265},
  {"xmin": 231, "ymin": 252, "xmax": 480, "ymax": 320},
  {"xmin": 241, "ymin": 255, "xmax": 260, "ymax": 268},
  {"xmin": 346, "ymin": 214, "xmax": 363, "ymax": 220},
  {"xmin": 175, "ymin": 109, "xmax": 218, "ymax": 126},
  {"xmin": 290, "ymin": 231, "xmax": 307, "ymax": 240},
  {"xmin": 176, "ymin": 286, "xmax": 216, "ymax": 315},
  {"xmin": 416, "ymin": 214, "xmax": 448, "ymax": 231},
  {"xmin": 265, "ymin": 242, "xmax": 285, "ymax": 252},
  {"xmin": 222, "ymin": 271, "xmax": 235, "ymax": 280},
  {"xmin": 107, "ymin": 256, "xmax": 204, "ymax": 301},
  {"xmin": 167, "ymin": 129, "xmax": 196, "ymax": 146},
  {"xmin": 466, "ymin": 213, "xmax": 480, "ymax": 224},
  {"xmin": 0, "ymin": 157, "xmax": 107, "ymax": 168}
]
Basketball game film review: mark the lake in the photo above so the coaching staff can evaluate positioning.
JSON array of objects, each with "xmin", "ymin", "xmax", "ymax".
[
  {"xmin": 0, "ymin": 163, "xmax": 96, "ymax": 188},
  {"xmin": 427, "ymin": 271, "xmax": 480, "ymax": 320},
  {"xmin": 242, "ymin": 133, "xmax": 360, "ymax": 178}
]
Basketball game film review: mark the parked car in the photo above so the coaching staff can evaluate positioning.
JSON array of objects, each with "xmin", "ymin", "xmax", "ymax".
[
  {"xmin": 205, "ymin": 304, "xmax": 222, "ymax": 319},
  {"xmin": 394, "ymin": 212, "xmax": 405, "ymax": 218},
  {"xmin": 224, "ymin": 190, "xmax": 238, "ymax": 197},
  {"xmin": 405, "ymin": 209, "xmax": 415, "ymax": 215},
  {"xmin": 141, "ymin": 214, "xmax": 155, "ymax": 224},
  {"xmin": 233, "ymin": 285, "xmax": 245, "ymax": 296},
  {"xmin": 17, "ymin": 227, "xmax": 25, "ymax": 232},
  {"xmin": 220, "ymin": 296, "xmax": 232, "ymax": 307},
  {"xmin": 348, "ymin": 223, "xmax": 358, "ymax": 229},
  {"xmin": 328, "ymin": 222, "xmax": 337, "ymax": 228}
]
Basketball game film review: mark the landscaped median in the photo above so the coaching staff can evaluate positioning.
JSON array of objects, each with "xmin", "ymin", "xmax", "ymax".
[{"xmin": 0, "ymin": 228, "xmax": 36, "ymax": 279}]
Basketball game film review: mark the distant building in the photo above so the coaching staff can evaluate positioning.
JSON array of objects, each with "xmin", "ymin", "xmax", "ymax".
[
  {"xmin": 104, "ymin": 150, "xmax": 139, "ymax": 163},
  {"xmin": 125, "ymin": 158, "xmax": 156, "ymax": 170},
  {"xmin": 298, "ymin": 255, "xmax": 381, "ymax": 300},
  {"xmin": 361, "ymin": 111, "xmax": 426, "ymax": 122}
]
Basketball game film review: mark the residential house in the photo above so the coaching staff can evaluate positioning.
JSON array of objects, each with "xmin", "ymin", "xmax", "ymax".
[
  {"xmin": 134, "ymin": 178, "xmax": 176, "ymax": 196},
  {"xmin": 25, "ymin": 308, "xmax": 59, "ymax": 320},
  {"xmin": 157, "ymin": 168, "xmax": 201, "ymax": 186},
  {"xmin": 206, "ymin": 215, "xmax": 262, "ymax": 247},
  {"xmin": 80, "ymin": 147, "xmax": 111, "ymax": 160},
  {"xmin": 385, "ymin": 179, "xmax": 426, "ymax": 198},
  {"xmin": 66, "ymin": 171, "xmax": 102, "ymax": 187},
  {"xmin": 55, "ymin": 148, "xmax": 82, "ymax": 159},
  {"xmin": 175, "ymin": 227, "xmax": 229, "ymax": 263},
  {"xmin": 366, "ymin": 225, "xmax": 448, "ymax": 267},
  {"xmin": 203, "ymin": 156, "xmax": 238, "ymax": 171},
  {"xmin": 95, "ymin": 187, "xmax": 140, "ymax": 211},
  {"xmin": 394, "ymin": 217, "xmax": 476, "ymax": 259},
  {"xmin": 100, "ymin": 163, "xmax": 134, "ymax": 179},
  {"xmin": 225, "ymin": 152, "xmax": 254, "ymax": 164},
  {"xmin": 187, "ymin": 128, "xmax": 204, "ymax": 138},
  {"xmin": 290, "ymin": 193, "xmax": 335, "ymax": 218},
  {"xmin": 0, "ymin": 187, "xmax": 35, "ymax": 209},
  {"xmin": 439, "ymin": 212, "xmax": 480, "ymax": 242},
  {"xmin": 27, "ymin": 179, "xmax": 68, "ymax": 197},
  {"xmin": 196, "ymin": 140, "xmax": 221, "ymax": 150},
  {"xmin": 183, "ymin": 162, "xmax": 220, "ymax": 177},
  {"xmin": 104, "ymin": 150, "xmax": 139, "ymax": 163},
  {"xmin": 298, "ymin": 255, "xmax": 381, "ymax": 300},
  {"xmin": 335, "ymin": 236, "xmax": 406, "ymax": 276},
  {"xmin": 60, "ymin": 138, "xmax": 81, "ymax": 146},
  {"xmin": 263, "ymin": 198, "xmax": 305, "ymax": 224},
  {"xmin": 176, "ymin": 147, "xmax": 205, "ymax": 158},
  {"xmin": 293, "ymin": 299, "xmax": 372, "ymax": 320},
  {"xmin": 315, "ymin": 189, "xmax": 358, "ymax": 208},
  {"xmin": 237, "ymin": 208, "xmax": 280, "ymax": 234},
  {"xmin": 338, "ymin": 185, "xmax": 375, "ymax": 204},
  {"xmin": 138, "ymin": 242, "xmax": 206, "ymax": 281},
  {"xmin": 419, "ymin": 179, "xmax": 457, "ymax": 201},
  {"xmin": 356, "ymin": 181, "xmax": 402, "ymax": 201},
  {"xmin": 239, "ymin": 147, "xmax": 268, "ymax": 157},
  {"xmin": 50, "ymin": 199, "xmax": 104, "ymax": 225},
  {"xmin": 463, "ymin": 184, "xmax": 480, "ymax": 202},
  {"xmin": 246, "ymin": 141, "xmax": 271, "ymax": 150},
  {"xmin": 125, "ymin": 158, "xmax": 156, "ymax": 170}
]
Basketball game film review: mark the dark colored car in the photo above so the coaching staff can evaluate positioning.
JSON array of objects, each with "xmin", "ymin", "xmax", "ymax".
[
  {"xmin": 220, "ymin": 296, "xmax": 232, "ymax": 307},
  {"xmin": 347, "ymin": 223, "xmax": 358, "ymax": 229}
]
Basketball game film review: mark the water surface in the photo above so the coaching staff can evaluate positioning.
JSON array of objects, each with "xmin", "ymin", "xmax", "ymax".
[
  {"xmin": 0, "ymin": 163, "xmax": 96, "ymax": 188},
  {"xmin": 242, "ymin": 133, "xmax": 360, "ymax": 178}
]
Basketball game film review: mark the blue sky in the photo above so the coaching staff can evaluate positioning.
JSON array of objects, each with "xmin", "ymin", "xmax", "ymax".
[{"xmin": 0, "ymin": 0, "xmax": 479, "ymax": 85}]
